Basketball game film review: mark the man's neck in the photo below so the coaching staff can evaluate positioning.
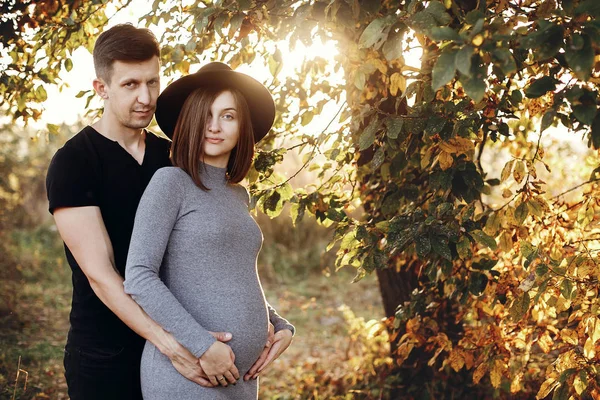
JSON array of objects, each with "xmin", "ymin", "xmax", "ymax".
[{"xmin": 92, "ymin": 116, "xmax": 145, "ymax": 148}]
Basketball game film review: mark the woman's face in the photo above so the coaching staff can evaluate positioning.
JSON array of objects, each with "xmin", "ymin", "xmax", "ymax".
[{"xmin": 202, "ymin": 90, "xmax": 240, "ymax": 168}]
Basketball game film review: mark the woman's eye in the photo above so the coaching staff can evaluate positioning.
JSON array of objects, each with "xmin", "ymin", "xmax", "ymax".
[{"xmin": 222, "ymin": 114, "xmax": 234, "ymax": 120}]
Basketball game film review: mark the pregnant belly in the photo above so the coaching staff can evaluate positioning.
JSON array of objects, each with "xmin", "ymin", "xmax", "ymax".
[{"xmin": 189, "ymin": 295, "xmax": 270, "ymax": 374}]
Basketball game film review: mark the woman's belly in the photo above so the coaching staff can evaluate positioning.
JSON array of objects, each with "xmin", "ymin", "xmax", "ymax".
[{"xmin": 164, "ymin": 269, "xmax": 270, "ymax": 373}]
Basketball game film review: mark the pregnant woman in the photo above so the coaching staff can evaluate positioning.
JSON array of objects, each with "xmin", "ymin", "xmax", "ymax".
[{"xmin": 124, "ymin": 62, "xmax": 294, "ymax": 399}]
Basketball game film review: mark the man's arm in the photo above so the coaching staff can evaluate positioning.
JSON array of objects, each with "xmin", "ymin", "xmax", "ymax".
[{"xmin": 53, "ymin": 205, "xmax": 223, "ymax": 387}]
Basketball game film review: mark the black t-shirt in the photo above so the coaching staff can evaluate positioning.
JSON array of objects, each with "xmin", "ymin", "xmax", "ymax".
[{"xmin": 46, "ymin": 126, "xmax": 171, "ymax": 348}]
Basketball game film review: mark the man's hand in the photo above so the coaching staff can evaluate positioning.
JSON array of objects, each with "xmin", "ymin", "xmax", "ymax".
[
  {"xmin": 164, "ymin": 330, "xmax": 232, "ymax": 388},
  {"xmin": 244, "ymin": 328, "xmax": 293, "ymax": 381},
  {"xmin": 199, "ymin": 341, "xmax": 240, "ymax": 387}
]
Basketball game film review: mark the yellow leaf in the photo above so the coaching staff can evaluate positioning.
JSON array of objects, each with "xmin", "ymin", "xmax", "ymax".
[
  {"xmin": 449, "ymin": 136, "xmax": 475, "ymax": 156},
  {"xmin": 574, "ymin": 372, "xmax": 587, "ymax": 395},
  {"xmin": 583, "ymin": 337, "xmax": 595, "ymax": 359},
  {"xmin": 439, "ymin": 141, "xmax": 457, "ymax": 154},
  {"xmin": 588, "ymin": 317, "xmax": 600, "ymax": 343},
  {"xmin": 536, "ymin": 377, "xmax": 559, "ymax": 399},
  {"xmin": 514, "ymin": 160, "xmax": 525, "ymax": 183},
  {"xmin": 560, "ymin": 328, "xmax": 579, "ymax": 345},
  {"xmin": 438, "ymin": 150, "xmax": 454, "ymax": 170},
  {"xmin": 473, "ymin": 362, "xmax": 487, "ymax": 384},
  {"xmin": 448, "ymin": 349, "xmax": 465, "ymax": 372},
  {"xmin": 389, "ymin": 72, "xmax": 406, "ymax": 96},
  {"xmin": 501, "ymin": 159, "xmax": 514, "ymax": 182},
  {"xmin": 510, "ymin": 372, "xmax": 523, "ymax": 393},
  {"xmin": 472, "ymin": 34, "xmax": 484, "ymax": 46},
  {"xmin": 489, "ymin": 359, "xmax": 503, "ymax": 388},
  {"xmin": 502, "ymin": 188, "xmax": 513, "ymax": 198},
  {"xmin": 538, "ymin": 331, "xmax": 554, "ymax": 353},
  {"xmin": 499, "ymin": 231, "xmax": 513, "ymax": 252}
]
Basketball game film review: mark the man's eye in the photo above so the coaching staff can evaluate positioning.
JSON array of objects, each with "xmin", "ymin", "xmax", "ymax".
[{"xmin": 125, "ymin": 82, "xmax": 135, "ymax": 88}]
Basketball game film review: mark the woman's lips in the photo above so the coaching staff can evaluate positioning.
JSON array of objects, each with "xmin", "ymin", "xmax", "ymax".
[{"xmin": 206, "ymin": 137, "xmax": 224, "ymax": 143}]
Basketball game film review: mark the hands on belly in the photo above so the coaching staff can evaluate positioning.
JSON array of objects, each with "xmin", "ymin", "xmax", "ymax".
[{"xmin": 199, "ymin": 341, "xmax": 240, "ymax": 386}]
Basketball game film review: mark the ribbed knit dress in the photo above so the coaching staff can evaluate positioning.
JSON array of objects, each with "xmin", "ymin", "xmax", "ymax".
[{"xmin": 124, "ymin": 164, "xmax": 294, "ymax": 399}]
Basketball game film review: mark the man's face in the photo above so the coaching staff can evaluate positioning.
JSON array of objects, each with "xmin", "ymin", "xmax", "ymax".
[{"xmin": 101, "ymin": 56, "xmax": 160, "ymax": 130}]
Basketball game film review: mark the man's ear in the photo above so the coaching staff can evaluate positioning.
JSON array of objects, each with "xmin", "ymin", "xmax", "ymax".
[{"xmin": 93, "ymin": 78, "xmax": 109, "ymax": 100}]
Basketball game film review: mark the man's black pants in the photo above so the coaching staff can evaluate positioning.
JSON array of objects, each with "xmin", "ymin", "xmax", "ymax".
[{"xmin": 64, "ymin": 342, "xmax": 144, "ymax": 400}]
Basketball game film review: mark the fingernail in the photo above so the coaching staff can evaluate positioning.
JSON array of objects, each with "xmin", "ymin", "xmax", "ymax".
[{"xmin": 224, "ymin": 333, "xmax": 232, "ymax": 339}]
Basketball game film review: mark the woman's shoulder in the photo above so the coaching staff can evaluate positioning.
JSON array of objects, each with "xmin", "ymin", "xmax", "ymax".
[{"xmin": 150, "ymin": 167, "xmax": 194, "ymax": 190}]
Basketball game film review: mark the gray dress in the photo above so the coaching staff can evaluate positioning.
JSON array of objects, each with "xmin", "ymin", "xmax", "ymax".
[{"xmin": 124, "ymin": 164, "xmax": 294, "ymax": 399}]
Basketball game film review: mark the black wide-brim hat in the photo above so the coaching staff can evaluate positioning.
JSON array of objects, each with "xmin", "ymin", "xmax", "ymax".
[{"xmin": 156, "ymin": 62, "xmax": 275, "ymax": 142}]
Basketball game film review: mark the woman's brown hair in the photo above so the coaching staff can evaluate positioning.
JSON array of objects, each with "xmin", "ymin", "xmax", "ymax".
[{"xmin": 170, "ymin": 87, "xmax": 255, "ymax": 190}]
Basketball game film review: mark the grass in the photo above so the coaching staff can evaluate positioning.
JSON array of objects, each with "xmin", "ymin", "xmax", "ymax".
[{"xmin": 0, "ymin": 223, "xmax": 385, "ymax": 399}]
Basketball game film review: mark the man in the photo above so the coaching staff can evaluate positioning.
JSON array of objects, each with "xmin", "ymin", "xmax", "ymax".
[{"xmin": 45, "ymin": 24, "xmax": 235, "ymax": 399}]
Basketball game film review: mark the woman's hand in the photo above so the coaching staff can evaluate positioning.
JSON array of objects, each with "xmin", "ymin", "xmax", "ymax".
[
  {"xmin": 244, "ymin": 328, "xmax": 293, "ymax": 381},
  {"xmin": 199, "ymin": 341, "xmax": 240, "ymax": 386},
  {"xmin": 161, "ymin": 330, "xmax": 233, "ymax": 388},
  {"xmin": 243, "ymin": 323, "xmax": 274, "ymax": 380}
]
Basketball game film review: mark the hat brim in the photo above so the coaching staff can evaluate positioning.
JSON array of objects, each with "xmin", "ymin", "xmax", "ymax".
[{"xmin": 155, "ymin": 69, "xmax": 275, "ymax": 142}]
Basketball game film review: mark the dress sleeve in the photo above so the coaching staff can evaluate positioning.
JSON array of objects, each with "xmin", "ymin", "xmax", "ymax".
[
  {"xmin": 124, "ymin": 168, "xmax": 217, "ymax": 357},
  {"xmin": 267, "ymin": 302, "xmax": 296, "ymax": 336},
  {"xmin": 46, "ymin": 146, "xmax": 100, "ymax": 214}
]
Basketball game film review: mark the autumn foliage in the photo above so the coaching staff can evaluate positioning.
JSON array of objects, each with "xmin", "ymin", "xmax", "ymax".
[{"xmin": 2, "ymin": 0, "xmax": 600, "ymax": 398}]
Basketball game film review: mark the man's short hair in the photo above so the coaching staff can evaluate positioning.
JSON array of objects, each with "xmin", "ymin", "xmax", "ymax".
[{"xmin": 93, "ymin": 23, "xmax": 160, "ymax": 83}]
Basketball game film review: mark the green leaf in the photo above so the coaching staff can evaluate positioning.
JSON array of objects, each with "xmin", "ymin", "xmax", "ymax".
[
  {"xmin": 409, "ymin": 11, "xmax": 438, "ymax": 34},
  {"xmin": 560, "ymin": 279, "xmax": 575, "ymax": 300},
  {"xmin": 264, "ymin": 191, "xmax": 282, "ymax": 214},
  {"xmin": 385, "ymin": 117, "xmax": 404, "ymax": 139},
  {"xmin": 515, "ymin": 202, "xmax": 529, "ymax": 224},
  {"xmin": 47, "ymin": 123, "xmax": 61, "ymax": 135},
  {"xmin": 541, "ymin": 109, "xmax": 556, "ymax": 132},
  {"xmin": 431, "ymin": 235, "xmax": 452, "ymax": 261},
  {"xmin": 472, "ymin": 258, "xmax": 497, "ymax": 271},
  {"xmin": 359, "ymin": 118, "xmax": 380, "ymax": 150},
  {"xmin": 456, "ymin": 45, "xmax": 474, "ymax": 77},
  {"xmin": 525, "ymin": 76, "xmax": 555, "ymax": 98},
  {"xmin": 383, "ymin": 28, "xmax": 405, "ymax": 61},
  {"xmin": 65, "ymin": 58, "xmax": 73, "ymax": 72},
  {"xmin": 372, "ymin": 146, "xmax": 385, "ymax": 169},
  {"xmin": 460, "ymin": 67, "xmax": 486, "ymax": 102},
  {"xmin": 465, "ymin": 10, "xmax": 484, "ymax": 25},
  {"xmin": 468, "ymin": 272, "xmax": 488, "ymax": 296},
  {"xmin": 509, "ymin": 292, "xmax": 530, "ymax": 321},
  {"xmin": 492, "ymin": 48, "xmax": 516, "ymax": 75},
  {"xmin": 552, "ymin": 383, "xmax": 570, "ymax": 400},
  {"xmin": 456, "ymin": 237, "xmax": 472, "ymax": 259},
  {"xmin": 432, "ymin": 48, "xmax": 457, "ymax": 91},
  {"xmin": 36, "ymin": 85, "xmax": 48, "ymax": 102},
  {"xmin": 527, "ymin": 199, "xmax": 543, "ymax": 217},
  {"xmin": 428, "ymin": 26, "xmax": 461, "ymax": 42},
  {"xmin": 565, "ymin": 34, "xmax": 594, "ymax": 80},
  {"xmin": 426, "ymin": 0, "xmax": 451, "ymax": 25},
  {"xmin": 416, "ymin": 235, "xmax": 432, "ymax": 258},
  {"xmin": 359, "ymin": 17, "xmax": 389, "ymax": 48},
  {"xmin": 575, "ymin": 0, "xmax": 600, "ymax": 17},
  {"xmin": 470, "ymin": 229, "xmax": 497, "ymax": 250},
  {"xmin": 572, "ymin": 104, "xmax": 597, "ymax": 126},
  {"xmin": 520, "ymin": 240, "xmax": 537, "ymax": 261},
  {"xmin": 536, "ymin": 263, "xmax": 548, "ymax": 276}
]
